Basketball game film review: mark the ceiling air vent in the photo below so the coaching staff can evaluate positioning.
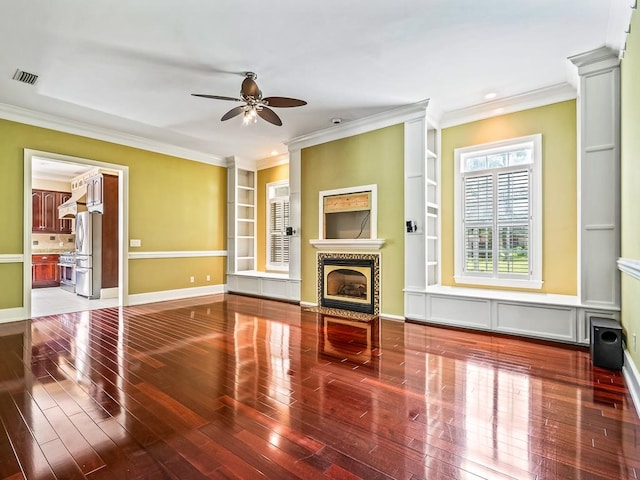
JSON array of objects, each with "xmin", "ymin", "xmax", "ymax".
[{"xmin": 12, "ymin": 69, "xmax": 38, "ymax": 85}]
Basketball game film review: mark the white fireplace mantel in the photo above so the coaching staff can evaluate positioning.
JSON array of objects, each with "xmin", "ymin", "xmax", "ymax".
[{"xmin": 309, "ymin": 238, "xmax": 385, "ymax": 250}]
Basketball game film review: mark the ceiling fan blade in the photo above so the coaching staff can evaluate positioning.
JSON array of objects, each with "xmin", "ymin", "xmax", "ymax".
[
  {"xmin": 257, "ymin": 107, "xmax": 282, "ymax": 126},
  {"xmin": 221, "ymin": 106, "xmax": 245, "ymax": 121},
  {"xmin": 263, "ymin": 96, "xmax": 307, "ymax": 108},
  {"xmin": 241, "ymin": 76, "xmax": 261, "ymax": 98},
  {"xmin": 192, "ymin": 94, "xmax": 243, "ymax": 102}
]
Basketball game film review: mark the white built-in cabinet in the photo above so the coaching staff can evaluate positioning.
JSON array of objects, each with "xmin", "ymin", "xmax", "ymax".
[
  {"xmin": 228, "ymin": 164, "xmax": 256, "ymax": 272},
  {"xmin": 404, "ymin": 50, "xmax": 621, "ymax": 345},
  {"xmin": 404, "ymin": 110, "xmax": 441, "ymax": 320},
  {"xmin": 226, "ymin": 158, "xmax": 300, "ymax": 302}
]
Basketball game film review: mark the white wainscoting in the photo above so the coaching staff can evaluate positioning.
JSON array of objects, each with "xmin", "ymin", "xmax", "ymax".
[
  {"xmin": 428, "ymin": 294, "xmax": 491, "ymax": 329},
  {"xmin": 226, "ymin": 272, "xmax": 300, "ymax": 302},
  {"xmin": 409, "ymin": 286, "xmax": 620, "ymax": 344},
  {"xmin": 495, "ymin": 302, "xmax": 575, "ymax": 342}
]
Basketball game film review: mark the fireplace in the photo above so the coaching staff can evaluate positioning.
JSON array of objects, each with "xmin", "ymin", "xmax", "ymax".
[{"xmin": 318, "ymin": 252, "xmax": 380, "ymax": 315}]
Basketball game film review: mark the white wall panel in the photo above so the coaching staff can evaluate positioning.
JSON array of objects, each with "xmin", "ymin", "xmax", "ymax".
[
  {"xmin": 495, "ymin": 302, "xmax": 575, "ymax": 342},
  {"xmin": 405, "ymin": 291, "xmax": 427, "ymax": 320},
  {"xmin": 236, "ymin": 276, "xmax": 259, "ymax": 293},
  {"xmin": 427, "ymin": 295, "xmax": 491, "ymax": 329},
  {"xmin": 583, "ymin": 229, "xmax": 618, "ymax": 305},
  {"xmin": 261, "ymin": 278, "xmax": 288, "ymax": 299}
]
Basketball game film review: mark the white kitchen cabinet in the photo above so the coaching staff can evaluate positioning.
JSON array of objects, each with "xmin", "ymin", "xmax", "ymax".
[{"xmin": 86, "ymin": 173, "xmax": 104, "ymax": 213}]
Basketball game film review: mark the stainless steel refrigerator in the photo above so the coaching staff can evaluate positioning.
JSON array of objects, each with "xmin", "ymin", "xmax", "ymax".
[{"xmin": 75, "ymin": 211, "xmax": 102, "ymax": 299}]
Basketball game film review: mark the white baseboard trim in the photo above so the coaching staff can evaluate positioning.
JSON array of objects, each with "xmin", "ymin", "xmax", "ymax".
[
  {"xmin": 100, "ymin": 288, "xmax": 119, "ymax": 299},
  {"xmin": 381, "ymin": 313, "xmax": 405, "ymax": 322},
  {"xmin": 127, "ymin": 284, "xmax": 225, "ymax": 306},
  {"xmin": 0, "ymin": 307, "xmax": 27, "ymax": 324},
  {"xmin": 623, "ymin": 350, "xmax": 640, "ymax": 418},
  {"xmin": 300, "ymin": 301, "xmax": 317, "ymax": 308}
]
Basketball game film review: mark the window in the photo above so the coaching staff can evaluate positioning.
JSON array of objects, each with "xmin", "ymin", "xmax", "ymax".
[
  {"xmin": 454, "ymin": 134, "xmax": 542, "ymax": 289},
  {"xmin": 267, "ymin": 181, "xmax": 290, "ymax": 271}
]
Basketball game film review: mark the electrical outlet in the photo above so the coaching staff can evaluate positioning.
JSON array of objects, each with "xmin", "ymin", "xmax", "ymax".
[
  {"xmin": 190, "ymin": 276, "xmax": 195, "ymax": 283},
  {"xmin": 206, "ymin": 275, "xmax": 211, "ymax": 282},
  {"xmin": 633, "ymin": 333, "xmax": 637, "ymax": 352}
]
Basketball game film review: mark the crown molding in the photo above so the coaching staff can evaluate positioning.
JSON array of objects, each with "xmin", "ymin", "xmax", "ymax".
[
  {"xmin": 440, "ymin": 83, "xmax": 576, "ymax": 128},
  {"xmin": 607, "ymin": 0, "xmax": 635, "ymax": 57},
  {"xmin": 286, "ymin": 99, "xmax": 429, "ymax": 151},
  {"xmin": 0, "ymin": 103, "xmax": 227, "ymax": 167},
  {"xmin": 256, "ymin": 152, "xmax": 289, "ymax": 171},
  {"xmin": 569, "ymin": 46, "xmax": 620, "ymax": 74}
]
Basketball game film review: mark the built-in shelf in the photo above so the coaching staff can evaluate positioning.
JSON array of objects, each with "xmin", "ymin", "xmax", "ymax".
[
  {"xmin": 309, "ymin": 239, "xmax": 385, "ymax": 250},
  {"xmin": 404, "ymin": 114, "xmax": 441, "ymax": 320},
  {"xmin": 228, "ymin": 165, "xmax": 256, "ymax": 273}
]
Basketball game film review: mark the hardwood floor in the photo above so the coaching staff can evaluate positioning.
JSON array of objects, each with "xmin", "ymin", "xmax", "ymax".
[{"xmin": 0, "ymin": 294, "xmax": 638, "ymax": 479}]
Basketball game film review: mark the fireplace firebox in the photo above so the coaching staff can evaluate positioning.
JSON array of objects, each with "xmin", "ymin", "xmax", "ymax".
[{"xmin": 318, "ymin": 253, "xmax": 380, "ymax": 315}]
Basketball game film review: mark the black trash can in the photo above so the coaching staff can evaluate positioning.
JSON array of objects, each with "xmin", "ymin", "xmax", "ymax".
[{"xmin": 590, "ymin": 317, "xmax": 623, "ymax": 370}]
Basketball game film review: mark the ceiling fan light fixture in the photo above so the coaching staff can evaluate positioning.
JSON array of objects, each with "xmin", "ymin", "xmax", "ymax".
[
  {"xmin": 192, "ymin": 72, "xmax": 306, "ymax": 127},
  {"xmin": 242, "ymin": 106, "xmax": 259, "ymax": 125}
]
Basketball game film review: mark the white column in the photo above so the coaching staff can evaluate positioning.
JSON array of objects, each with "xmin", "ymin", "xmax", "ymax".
[
  {"xmin": 404, "ymin": 115, "xmax": 428, "ymax": 320},
  {"xmin": 570, "ymin": 47, "xmax": 621, "ymax": 308},
  {"xmin": 288, "ymin": 148, "xmax": 302, "ymax": 285}
]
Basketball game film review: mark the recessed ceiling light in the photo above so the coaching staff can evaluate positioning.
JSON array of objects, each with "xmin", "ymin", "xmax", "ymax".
[
  {"xmin": 271, "ymin": 150, "xmax": 278, "ymax": 156},
  {"xmin": 484, "ymin": 92, "xmax": 497, "ymax": 100},
  {"xmin": 331, "ymin": 118, "xmax": 342, "ymax": 125}
]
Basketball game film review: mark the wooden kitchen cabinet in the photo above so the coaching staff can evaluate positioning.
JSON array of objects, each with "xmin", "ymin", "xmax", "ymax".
[
  {"xmin": 32, "ymin": 190, "xmax": 73, "ymax": 234},
  {"xmin": 32, "ymin": 254, "xmax": 60, "ymax": 288}
]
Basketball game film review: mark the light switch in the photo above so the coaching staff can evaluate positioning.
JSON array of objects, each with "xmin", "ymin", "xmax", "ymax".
[{"xmin": 130, "ymin": 239, "xmax": 142, "ymax": 247}]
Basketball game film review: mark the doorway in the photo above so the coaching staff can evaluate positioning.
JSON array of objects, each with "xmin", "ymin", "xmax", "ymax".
[{"xmin": 24, "ymin": 149, "xmax": 129, "ymax": 318}]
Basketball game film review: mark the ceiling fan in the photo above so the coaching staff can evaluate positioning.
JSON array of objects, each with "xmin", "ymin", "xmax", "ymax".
[{"xmin": 191, "ymin": 72, "xmax": 307, "ymax": 126}]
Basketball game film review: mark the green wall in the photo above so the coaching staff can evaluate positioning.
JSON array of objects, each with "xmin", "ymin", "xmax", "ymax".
[
  {"xmin": 256, "ymin": 164, "xmax": 289, "ymax": 272},
  {"xmin": 441, "ymin": 101, "xmax": 578, "ymax": 295},
  {"xmin": 301, "ymin": 125, "xmax": 405, "ymax": 316},
  {"xmin": 0, "ymin": 118, "xmax": 227, "ymax": 306},
  {"xmin": 621, "ymin": 10, "xmax": 640, "ymax": 369}
]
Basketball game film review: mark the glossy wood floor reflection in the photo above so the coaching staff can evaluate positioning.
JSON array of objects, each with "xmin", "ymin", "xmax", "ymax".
[{"xmin": 1, "ymin": 294, "xmax": 639, "ymax": 479}]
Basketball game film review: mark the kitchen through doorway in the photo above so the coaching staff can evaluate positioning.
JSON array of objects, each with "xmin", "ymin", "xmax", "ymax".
[{"xmin": 25, "ymin": 149, "xmax": 129, "ymax": 318}]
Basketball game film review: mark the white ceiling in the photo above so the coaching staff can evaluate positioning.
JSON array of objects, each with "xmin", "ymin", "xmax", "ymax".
[{"xmin": 0, "ymin": 1, "xmax": 633, "ymax": 163}]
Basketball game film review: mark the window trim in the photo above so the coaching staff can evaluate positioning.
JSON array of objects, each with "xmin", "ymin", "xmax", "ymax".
[
  {"xmin": 266, "ymin": 180, "xmax": 290, "ymax": 272},
  {"xmin": 453, "ymin": 134, "xmax": 543, "ymax": 289}
]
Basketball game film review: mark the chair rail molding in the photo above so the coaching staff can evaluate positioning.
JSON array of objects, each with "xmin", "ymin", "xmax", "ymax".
[
  {"xmin": 0, "ymin": 254, "xmax": 23, "ymax": 263},
  {"xmin": 618, "ymin": 257, "xmax": 640, "ymax": 281}
]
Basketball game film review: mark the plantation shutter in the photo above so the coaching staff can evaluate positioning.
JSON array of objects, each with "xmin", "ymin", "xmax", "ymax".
[
  {"xmin": 269, "ymin": 199, "xmax": 290, "ymax": 265},
  {"xmin": 463, "ymin": 174, "xmax": 493, "ymax": 273},
  {"xmin": 497, "ymin": 170, "xmax": 530, "ymax": 274}
]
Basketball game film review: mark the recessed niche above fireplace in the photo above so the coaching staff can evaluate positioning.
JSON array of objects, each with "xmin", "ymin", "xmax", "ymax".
[{"xmin": 310, "ymin": 184, "xmax": 385, "ymax": 250}]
